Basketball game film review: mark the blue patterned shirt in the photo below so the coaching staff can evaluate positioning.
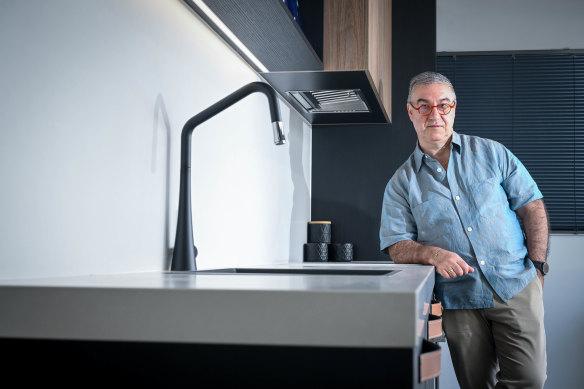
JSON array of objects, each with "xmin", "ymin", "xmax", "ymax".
[{"xmin": 380, "ymin": 131, "xmax": 541, "ymax": 309}]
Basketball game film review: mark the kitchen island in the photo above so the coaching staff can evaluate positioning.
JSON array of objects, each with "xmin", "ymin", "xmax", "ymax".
[{"xmin": 0, "ymin": 263, "xmax": 439, "ymax": 387}]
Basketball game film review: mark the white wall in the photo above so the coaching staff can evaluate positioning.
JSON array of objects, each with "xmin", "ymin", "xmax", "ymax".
[
  {"xmin": 0, "ymin": 0, "xmax": 311, "ymax": 279},
  {"xmin": 543, "ymin": 235, "xmax": 584, "ymax": 388},
  {"xmin": 437, "ymin": 1, "xmax": 584, "ymax": 388},
  {"xmin": 437, "ymin": 0, "xmax": 584, "ymax": 52}
]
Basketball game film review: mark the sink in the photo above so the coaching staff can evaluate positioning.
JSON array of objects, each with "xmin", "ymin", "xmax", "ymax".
[{"xmin": 194, "ymin": 268, "xmax": 397, "ymax": 276}]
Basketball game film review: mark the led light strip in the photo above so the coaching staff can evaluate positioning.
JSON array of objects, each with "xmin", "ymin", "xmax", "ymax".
[{"xmin": 192, "ymin": 0, "xmax": 269, "ymax": 72}]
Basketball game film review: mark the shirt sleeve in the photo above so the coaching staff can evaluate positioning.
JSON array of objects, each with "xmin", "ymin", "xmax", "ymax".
[
  {"xmin": 379, "ymin": 176, "xmax": 417, "ymax": 252},
  {"xmin": 500, "ymin": 146, "xmax": 543, "ymax": 211}
]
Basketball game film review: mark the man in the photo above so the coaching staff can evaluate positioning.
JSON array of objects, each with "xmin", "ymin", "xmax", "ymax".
[{"xmin": 380, "ymin": 71, "xmax": 548, "ymax": 388}]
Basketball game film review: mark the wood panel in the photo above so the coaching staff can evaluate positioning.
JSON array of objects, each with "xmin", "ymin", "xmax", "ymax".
[
  {"xmin": 323, "ymin": 0, "xmax": 368, "ymax": 70},
  {"xmin": 368, "ymin": 0, "xmax": 392, "ymax": 120},
  {"xmin": 323, "ymin": 0, "xmax": 392, "ymax": 121}
]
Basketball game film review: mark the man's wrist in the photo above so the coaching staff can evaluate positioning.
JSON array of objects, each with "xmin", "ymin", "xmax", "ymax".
[
  {"xmin": 429, "ymin": 247, "xmax": 441, "ymax": 266},
  {"xmin": 528, "ymin": 256, "xmax": 549, "ymax": 276}
]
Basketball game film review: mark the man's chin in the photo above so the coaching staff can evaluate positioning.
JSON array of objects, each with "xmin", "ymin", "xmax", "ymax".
[{"xmin": 426, "ymin": 129, "xmax": 447, "ymax": 140}]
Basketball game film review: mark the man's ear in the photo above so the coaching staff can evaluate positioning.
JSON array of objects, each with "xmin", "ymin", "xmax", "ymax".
[{"xmin": 407, "ymin": 103, "xmax": 414, "ymax": 122}]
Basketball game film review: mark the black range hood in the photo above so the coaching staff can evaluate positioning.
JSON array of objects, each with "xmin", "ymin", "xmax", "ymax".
[{"xmin": 260, "ymin": 70, "xmax": 389, "ymax": 125}]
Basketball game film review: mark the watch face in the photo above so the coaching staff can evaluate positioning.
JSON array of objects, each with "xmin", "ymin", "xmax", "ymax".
[{"xmin": 542, "ymin": 262, "xmax": 549, "ymax": 274}]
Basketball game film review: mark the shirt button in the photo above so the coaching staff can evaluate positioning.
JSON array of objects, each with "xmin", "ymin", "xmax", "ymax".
[
  {"xmin": 480, "ymin": 260, "xmax": 485, "ymax": 265},
  {"xmin": 437, "ymin": 168, "xmax": 442, "ymax": 173},
  {"xmin": 467, "ymin": 226, "xmax": 473, "ymax": 232},
  {"xmin": 455, "ymin": 195, "xmax": 460, "ymax": 200}
]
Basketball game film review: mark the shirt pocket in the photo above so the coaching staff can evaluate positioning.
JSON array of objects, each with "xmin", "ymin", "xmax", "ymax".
[
  {"xmin": 469, "ymin": 176, "xmax": 507, "ymax": 220},
  {"xmin": 411, "ymin": 197, "xmax": 452, "ymax": 243}
]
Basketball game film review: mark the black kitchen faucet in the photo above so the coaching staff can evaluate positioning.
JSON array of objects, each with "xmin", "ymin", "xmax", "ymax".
[{"xmin": 170, "ymin": 82, "xmax": 286, "ymax": 271}]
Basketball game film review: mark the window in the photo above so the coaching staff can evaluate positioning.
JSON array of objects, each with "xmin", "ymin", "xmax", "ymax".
[{"xmin": 437, "ymin": 53, "xmax": 584, "ymax": 232}]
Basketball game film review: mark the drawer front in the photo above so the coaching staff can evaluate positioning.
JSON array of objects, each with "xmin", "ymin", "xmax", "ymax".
[
  {"xmin": 419, "ymin": 339, "xmax": 441, "ymax": 382},
  {"xmin": 431, "ymin": 301, "xmax": 442, "ymax": 316},
  {"xmin": 427, "ymin": 314, "xmax": 443, "ymax": 340}
]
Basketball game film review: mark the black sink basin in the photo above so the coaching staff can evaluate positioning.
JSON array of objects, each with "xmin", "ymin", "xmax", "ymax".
[{"xmin": 194, "ymin": 268, "xmax": 396, "ymax": 276}]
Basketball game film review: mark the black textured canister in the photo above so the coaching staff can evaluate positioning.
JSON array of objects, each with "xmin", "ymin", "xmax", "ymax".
[
  {"xmin": 307, "ymin": 221, "xmax": 332, "ymax": 243},
  {"xmin": 329, "ymin": 243, "xmax": 354, "ymax": 262},
  {"xmin": 303, "ymin": 243, "xmax": 329, "ymax": 262}
]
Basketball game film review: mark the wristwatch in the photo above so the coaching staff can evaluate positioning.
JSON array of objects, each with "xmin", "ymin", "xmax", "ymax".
[{"xmin": 528, "ymin": 257, "xmax": 549, "ymax": 276}]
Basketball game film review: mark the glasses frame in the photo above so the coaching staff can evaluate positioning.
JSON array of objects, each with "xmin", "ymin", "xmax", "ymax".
[{"xmin": 409, "ymin": 101, "xmax": 456, "ymax": 116}]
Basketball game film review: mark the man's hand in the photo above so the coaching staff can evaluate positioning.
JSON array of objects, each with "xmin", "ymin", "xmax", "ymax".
[
  {"xmin": 430, "ymin": 248, "xmax": 475, "ymax": 279},
  {"xmin": 388, "ymin": 241, "xmax": 474, "ymax": 278}
]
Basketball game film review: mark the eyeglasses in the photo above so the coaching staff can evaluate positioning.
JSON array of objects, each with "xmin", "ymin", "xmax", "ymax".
[{"xmin": 409, "ymin": 101, "xmax": 456, "ymax": 116}]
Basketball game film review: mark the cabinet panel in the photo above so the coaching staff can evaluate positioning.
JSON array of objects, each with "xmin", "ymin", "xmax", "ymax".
[
  {"xmin": 323, "ymin": 0, "xmax": 392, "ymax": 120},
  {"xmin": 324, "ymin": 0, "xmax": 368, "ymax": 70},
  {"xmin": 184, "ymin": 0, "xmax": 323, "ymax": 71}
]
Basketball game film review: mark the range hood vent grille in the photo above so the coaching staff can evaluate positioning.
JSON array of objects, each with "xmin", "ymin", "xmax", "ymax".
[
  {"xmin": 261, "ymin": 70, "xmax": 388, "ymax": 124},
  {"xmin": 288, "ymin": 89, "xmax": 370, "ymax": 113}
]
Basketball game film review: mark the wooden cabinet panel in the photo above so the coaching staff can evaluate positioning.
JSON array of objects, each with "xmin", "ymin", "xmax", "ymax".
[
  {"xmin": 368, "ymin": 0, "xmax": 392, "ymax": 121},
  {"xmin": 324, "ymin": 0, "xmax": 368, "ymax": 70},
  {"xmin": 324, "ymin": 0, "xmax": 392, "ymax": 120}
]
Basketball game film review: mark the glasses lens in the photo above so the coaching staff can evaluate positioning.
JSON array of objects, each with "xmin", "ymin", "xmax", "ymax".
[
  {"xmin": 438, "ymin": 103, "xmax": 451, "ymax": 115},
  {"xmin": 418, "ymin": 105, "xmax": 431, "ymax": 115}
]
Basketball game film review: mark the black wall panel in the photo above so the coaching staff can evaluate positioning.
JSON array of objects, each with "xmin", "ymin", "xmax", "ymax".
[{"xmin": 311, "ymin": 0, "xmax": 437, "ymax": 260}]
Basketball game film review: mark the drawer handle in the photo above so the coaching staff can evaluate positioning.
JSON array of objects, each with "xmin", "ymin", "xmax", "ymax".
[{"xmin": 420, "ymin": 339, "xmax": 441, "ymax": 382}]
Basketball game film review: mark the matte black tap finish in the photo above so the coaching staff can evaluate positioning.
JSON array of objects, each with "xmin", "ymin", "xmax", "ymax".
[{"xmin": 171, "ymin": 82, "xmax": 286, "ymax": 271}]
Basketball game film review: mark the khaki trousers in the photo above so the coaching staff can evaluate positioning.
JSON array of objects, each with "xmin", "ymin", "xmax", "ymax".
[{"xmin": 442, "ymin": 276, "xmax": 547, "ymax": 389}]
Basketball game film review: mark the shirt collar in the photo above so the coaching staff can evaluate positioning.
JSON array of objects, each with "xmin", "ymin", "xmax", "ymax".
[
  {"xmin": 413, "ymin": 131, "xmax": 462, "ymax": 172},
  {"xmin": 413, "ymin": 143, "xmax": 425, "ymax": 172},
  {"xmin": 451, "ymin": 130, "xmax": 462, "ymax": 151}
]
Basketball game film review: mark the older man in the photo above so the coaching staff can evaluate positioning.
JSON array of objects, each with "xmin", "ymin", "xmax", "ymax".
[{"xmin": 380, "ymin": 71, "xmax": 548, "ymax": 388}]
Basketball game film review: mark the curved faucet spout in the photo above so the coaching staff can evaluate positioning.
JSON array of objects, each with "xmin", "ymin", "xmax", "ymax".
[{"xmin": 171, "ymin": 82, "xmax": 286, "ymax": 271}]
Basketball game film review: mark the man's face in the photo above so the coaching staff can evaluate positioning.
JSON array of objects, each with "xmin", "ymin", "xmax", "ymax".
[{"xmin": 407, "ymin": 83, "xmax": 456, "ymax": 148}]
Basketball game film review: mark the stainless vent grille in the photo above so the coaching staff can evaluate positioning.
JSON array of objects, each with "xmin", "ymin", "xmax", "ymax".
[{"xmin": 288, "ymin": 89, "xmax": 370, "ymax": 113}]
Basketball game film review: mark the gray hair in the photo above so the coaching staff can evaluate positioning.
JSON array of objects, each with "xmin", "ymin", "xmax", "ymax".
[{"xmin": 407, "ymin": 71, "xmax": 456, "ymax": 103}]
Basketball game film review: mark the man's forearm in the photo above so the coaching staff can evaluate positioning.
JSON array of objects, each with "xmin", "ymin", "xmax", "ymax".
[
  {"xmin": 388, "ymin": 240, "xmax": 436, "ymax": 265},
  {"xmin": 388, "ymin": 240, "xmax": 475, "ymax": 279},
  {"xmin": 517, "ymin": 199, "xmax": 549, "ymax": 263}
]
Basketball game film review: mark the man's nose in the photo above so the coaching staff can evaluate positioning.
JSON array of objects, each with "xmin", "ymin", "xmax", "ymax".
[{"xmin": 429, "ymin": 106, "xmax": 442, "ymax": 119}]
